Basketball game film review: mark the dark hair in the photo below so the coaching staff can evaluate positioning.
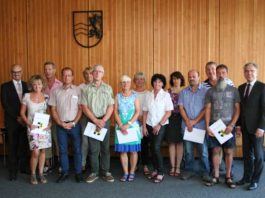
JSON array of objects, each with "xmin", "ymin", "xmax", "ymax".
[
  {"xmin": 169, "ymin": 71, "xmax": 185, "ymax": 87},
  {"xmin": 151, "ymin": 73, "xmax": 167, "ymax": 89},
  {"xmin": 216, "ymin": 64, "xmax": 228, "ymax": 72},
  {"xmin": 61, "ymin": 67, "xmax": 74, "ymax": 76}
]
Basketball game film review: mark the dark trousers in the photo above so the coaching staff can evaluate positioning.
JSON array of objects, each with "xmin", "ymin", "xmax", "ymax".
[
  {"xmin": 242, "ymin": 129, "xmax": 264, "ymax": 183},
  {"xmin": 7, "ymin": 123, "xmax": 29, "ymax": 173},
  {"xmin": 88, "ymin": 120, "xmax": 111, "ymax": 175},
  {"xmin": 57, "ymin": 123, "xmax": 82, "ymax": 174},
  {"xmin": 146, "ymin": 124, "xmax": 166, "ymax": 175},
  {"xmin": 140, "ymin": 133, "xmax": 152, "ymax": 166}
]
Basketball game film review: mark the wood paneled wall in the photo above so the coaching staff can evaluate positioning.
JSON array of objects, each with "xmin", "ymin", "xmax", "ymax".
[{"xmin": 1, "ymin": 0, "xmax": 265, "ymax": 130}]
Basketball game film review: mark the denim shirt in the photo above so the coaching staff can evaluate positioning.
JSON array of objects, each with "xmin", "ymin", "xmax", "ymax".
[{"xmin": 178, "ymin": 84, "xmax": 207, "ymax": 130}]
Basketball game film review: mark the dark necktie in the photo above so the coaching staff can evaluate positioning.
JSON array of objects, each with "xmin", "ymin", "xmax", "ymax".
[{"xmin": 244, "ymin": 83, "xmax": 250, "ymax": 101}]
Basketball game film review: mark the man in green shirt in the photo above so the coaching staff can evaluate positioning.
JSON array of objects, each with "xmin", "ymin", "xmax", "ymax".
[{"xmin": 81, "ymin": 64, "xmax": 114, "ymax": 183}]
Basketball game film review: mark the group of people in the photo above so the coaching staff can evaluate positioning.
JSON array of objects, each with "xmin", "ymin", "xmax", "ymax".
[{"xmin": 1, "ymin": 61, "xmax": 264, "ymax": 191}]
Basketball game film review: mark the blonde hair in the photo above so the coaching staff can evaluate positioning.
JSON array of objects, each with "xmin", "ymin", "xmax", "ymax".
[
  {"xmin": 120, "ymin": 75, "xmax": 131, "ymax": 82},
  {"xmin": 28, "ymin": 74, "xmax": 46, "ymax": 91},
  {"xmin": 93, "ymin": 64, "xmax": 104, "ymax": 73},
  {"xmin": 133, "ymin": 72, "xmax": 145, "ymax": 81}
]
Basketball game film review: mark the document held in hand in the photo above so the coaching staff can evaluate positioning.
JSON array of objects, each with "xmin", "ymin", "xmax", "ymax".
[
  {"xmin": 183, "ymin": 127, "xmax": 206, "ymax": 144},
  {"xmin": 31, "ymin": 113, "xmax": 50, "ymax": 135},
  {"xmin": 116, "ymin": 127, "xmax": 139, "ymax": 144},
  {"xmin": 209, "ymin": 119, "xmax": 233, "ymax": 144},
  {"xmin": 84, "ymin": 122, "xmax": 108, "ymax": 141}
]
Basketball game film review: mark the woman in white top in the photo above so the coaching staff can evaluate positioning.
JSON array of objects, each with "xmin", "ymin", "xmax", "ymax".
[
  {"xmin": 20, "ymin": 75, "xmax": 51, "ymax": 185},
  {"xmin": 143, "ymin": 74, "xmax": 173, "ymax": 183}
]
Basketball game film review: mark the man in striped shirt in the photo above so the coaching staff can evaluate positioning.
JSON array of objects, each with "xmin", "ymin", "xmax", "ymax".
[{"xmin": 202, "ymin": 61, "xmax": 234, "ymax": 89}]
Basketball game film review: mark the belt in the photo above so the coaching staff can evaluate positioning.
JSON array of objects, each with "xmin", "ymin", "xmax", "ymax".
[{"xmin": 64, "ymin": 120, "xmax": 74, "ymax": 123}]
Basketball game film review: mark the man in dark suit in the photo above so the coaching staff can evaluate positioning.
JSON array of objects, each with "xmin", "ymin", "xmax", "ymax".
[
  {"xmin": 236, "ymin": 62, "xmax": 265, "ymax": 190},
  {"xmin": 1, "ymin": 64, "xmax": 29, "ymax": 181}
]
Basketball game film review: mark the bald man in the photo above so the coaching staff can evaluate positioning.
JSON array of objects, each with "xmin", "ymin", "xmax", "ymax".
[
  {"xmin": 178, "ymin": 70, "xmax": 210, "ymax": 181},
  {"xmin": 1, "ymin": 64, "xmax": 29, "ymax": 181}
]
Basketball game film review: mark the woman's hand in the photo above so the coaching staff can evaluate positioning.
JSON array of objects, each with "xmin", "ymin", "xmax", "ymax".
[
  {"xmin": 119, "ymin": 124, "xmax": 129, "ymax": 135},
  {"xmin": 43, "ymin": 122, "xmax": 52, "ymax": 131},
  {"xmin": 29, "ymin": 124, "xmax": 38, "ymax": 130},
  {"xmin": 143, "ymin": 125, "xmax": 148, "ymax": 137},
  {"xmin": 153, "ymin": 124, "xmax": 161, "ymax": 135}
]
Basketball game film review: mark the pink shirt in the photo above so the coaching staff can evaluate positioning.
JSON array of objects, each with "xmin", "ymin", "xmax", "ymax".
[{"xmin": 43, "ymin": 78, "xmax": 62, "ymax": 97}]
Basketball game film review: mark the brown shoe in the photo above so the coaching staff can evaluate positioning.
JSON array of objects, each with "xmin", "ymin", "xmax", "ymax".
[
  {"xmin": 85, "ymin": 173, "xmax": 98, "ymax": 183},
  {"xmin": 102, "ymin": 172, "xmax": 114, "ymax": 182}
]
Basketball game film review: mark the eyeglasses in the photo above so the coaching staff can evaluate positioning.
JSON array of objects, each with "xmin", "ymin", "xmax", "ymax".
[{"xmin": 11, "ymin": 70, "xmax": 22, "ymax": 74}]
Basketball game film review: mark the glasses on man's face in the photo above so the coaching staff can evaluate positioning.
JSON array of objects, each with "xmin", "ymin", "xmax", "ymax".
[
  {"xmin": 11, "ymin": 70, "xmax": 22, "ymax": 74},
  {"xmin": 93, "ymin": 70, "xmax": 103, "ymax": 74}
]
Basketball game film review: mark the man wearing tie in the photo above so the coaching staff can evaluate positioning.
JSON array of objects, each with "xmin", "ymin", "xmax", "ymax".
[
  {"xmin": 236, "ymin": 62, "xmax": 265, "ymax": 190},
  {"xmin": 1, "ymin": 64, "xmax": 29, "ymax": 180}
]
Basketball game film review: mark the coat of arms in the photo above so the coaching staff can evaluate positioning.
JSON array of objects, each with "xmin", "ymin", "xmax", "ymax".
[{"xmin": 72, "ymin": 10, "xmax": 103, "ymax": 48}]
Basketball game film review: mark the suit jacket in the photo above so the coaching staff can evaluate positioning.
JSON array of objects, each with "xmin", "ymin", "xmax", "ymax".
[
  {"xmin": 1, "ymin": 80, "xmax": 28, "ymax": 128},
  {"xmin": 238, "ymin": 80, "xmax": 265, "ymax": 134}
]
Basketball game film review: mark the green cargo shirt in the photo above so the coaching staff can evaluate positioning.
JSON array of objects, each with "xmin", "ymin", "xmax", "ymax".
[{"xmin": 80, "ymin": 82, "xmax": 114, "ymax": 118}]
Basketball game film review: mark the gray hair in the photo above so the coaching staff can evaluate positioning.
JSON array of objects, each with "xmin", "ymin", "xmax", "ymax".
[{"xmin": 244, "ymin": 62, "xmax": 258, "ymax": 70}]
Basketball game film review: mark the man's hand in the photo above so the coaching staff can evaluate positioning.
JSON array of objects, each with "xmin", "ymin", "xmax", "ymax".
[
  {"xmin": 235, "ymin": 127, "xmax": 241, "ymax": 136},
  {"xmin": 186, "ymin": 119, "xmax": 193, "ymax": 132},
  {"xmin": 207, "ymin": 127, "xmax": 214, "ymax": 137},
  {"xmin": 255, "ymin": 129, "xmax": 264, "ymax": 138},
  {"xmin": 225, "ymin": 125, "xmax": 233, "ymax": 134},
  {"xmin": 95, "ymin": 119, "xmax": 105, "ymax": 129}
]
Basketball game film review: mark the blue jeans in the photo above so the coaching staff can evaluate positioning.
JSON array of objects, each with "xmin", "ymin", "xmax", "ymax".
[
  {"xmin": 184, "ymin": 137, "xmax": 209, "ymax": 174},
  {"xmin": 57, "ymin": 124, "xmax": 82, "ymax": 175}
]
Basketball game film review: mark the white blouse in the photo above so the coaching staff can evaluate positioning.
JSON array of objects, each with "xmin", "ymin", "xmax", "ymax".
[{"xmin": 143, "ymin": 89, "xmax": 173, "ymax": 127}]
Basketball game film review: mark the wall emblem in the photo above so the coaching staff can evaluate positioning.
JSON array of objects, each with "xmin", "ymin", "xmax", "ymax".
[{"xmin": 72, "ymin": 10, "xmax": 103, "ymax": 48}]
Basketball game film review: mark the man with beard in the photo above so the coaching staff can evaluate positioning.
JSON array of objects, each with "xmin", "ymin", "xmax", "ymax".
[{"xmin": 205, "ymin": 64, "xmax": 240, "ymax": 189}]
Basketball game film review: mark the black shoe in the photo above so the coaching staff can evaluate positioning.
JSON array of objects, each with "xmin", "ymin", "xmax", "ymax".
[
  {"xmin": 248, "ymin": 182, "xmax": 258, "ymax": 190},
  {"xmin": 75, "ymin": 174, "xmax": 83, "ymax": 183},
  {"xmin": 56, "ymin": 174, "xmax": 68, "ymax": 183},
  {"xmin": 20, "ymin": 169, "xmax": 30, "ymax": 175},
  {"xmin": 236, "ymin": 178, "xmax": 250, "ymax": 185},
  {"xmin": 9, "ymin": 171, "xmax": 17, "ymax": 181}
]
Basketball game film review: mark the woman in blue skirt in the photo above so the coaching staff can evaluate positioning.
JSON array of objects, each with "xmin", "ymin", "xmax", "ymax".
[{"xmin": 114, "ymin": 75, "xmax": 141, "ymax": 182}]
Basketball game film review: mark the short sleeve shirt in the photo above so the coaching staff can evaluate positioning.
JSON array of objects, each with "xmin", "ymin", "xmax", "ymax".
[
  {"xmin": 178, "ymin": 84, "xmax": 207, "ymax": 130},
  {"xmin": 205, "ymin": 85, "xmax": 240, "ymax": 125},
  {"xmin": 43, "ymin": 78, "xmax": 62, "ymax": 97},
  {"xmin": 48, "ymin": 85, "xmax": 80, "ymax": 122},
  {"xmin": 80, "ymin": 82, "xmax": 114, "ymax": 118},
  {"xmin": 133, "ymin": 90, "xmax": 149, "ymax": 116},
  {"xmin": 142, "ymin": 89, "xmax": 173, "ymax": 127}
]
